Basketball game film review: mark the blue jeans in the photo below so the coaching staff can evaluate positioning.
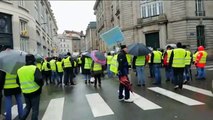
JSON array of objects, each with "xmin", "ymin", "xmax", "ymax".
[
  {"xmin": 57, "ymin": 72, "xmax": 63, "ymax": 84},
  {"xmin": 84, "ymin": 74, "xmax": 91, "ymax": 81},
  {"xmin": 153, "ymin": 64, "xmax": 161, "ymax": 84},
  {"xmin": 107, "ymin": 64, "xmax": 113, "ymax": 77},
  {"xmin": 197, "ymin": 67, "xmax": 206, "ymax": 79},
  {"xmin": 165, "ymin": 66, "xmax": 174, "ymax": 81},
  {"xmin": 51, "ymin": 71, "xmax": 58, "ymax": 84},
  {"xmin": 21, "ymin": 94, "xmax": 40, "ymax": 120},
  {"xmin": 184, "ymin": 65, "xmax": 190, "ymax": 81},
  {"xmin": 136, "ymin": 66, "xmax": 145, "ymax": 85},
  {"xmin": 5, "ymin": 94, "xmax": 23, "ymax": 120}
]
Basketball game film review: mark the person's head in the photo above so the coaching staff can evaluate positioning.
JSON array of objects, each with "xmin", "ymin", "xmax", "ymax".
[
  {"xmin": 26, "ymin": 54, "xmax": 35, "ymax": 65},
  {"xmin": 120, "ymin": 45, "xmax": 128, "ymax": 53},
  {"xmin": 58, "ymin": 57, "xmax": 62, "ymax": 62},
  {"xmin": 198, "ymin": 45, "xmax": 204, "ymax": 51},
  {"xmin": 67, "ymin": 52, "xmax": 71, "ymax": 56},
  {"xmin": 176, "ymin": 42, "xmax": 182, "ymax": 48},
  {"xmin": 107, "ymin": 52, "xmax": 111, "ymax": 56},
  {"xmin": 166, "ymin": 45, "xmax": 171, "ymax": 50},
  {"xmin": 153, "ymin": 47, "xmax": 157, "ymax": 51}
]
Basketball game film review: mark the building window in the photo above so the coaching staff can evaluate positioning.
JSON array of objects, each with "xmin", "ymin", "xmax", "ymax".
[
  {"xmin": 195, "ymin": 0, "xmax": 205, "ymax": 16},
  {"xmin": 140, "ymin": 0, "xmax": 163, "ymax": 18},
  {"xmin": 20, "ymin": 37, "xmax": 29, "ymax": 52},
  {"xmin": 196, "ymin": 25, "xmax": 205, "ymax": 47},
  {"xmin": 19, "ymin": 20, "xmax": 29, "ymax": 52},
  {"xmin": 19, "ymin": 0, "xmax": 25, "ymax": 7}
]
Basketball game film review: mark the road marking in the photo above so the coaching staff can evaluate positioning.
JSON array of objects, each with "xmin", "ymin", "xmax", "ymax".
[
  {"xmin": 207, "ymin": 68, "xmax": 213, "ymax": 71},
  {"xmin": 205, "ymin": 65, "xmax": 213, "ymax": 68},
  {"xmin": 148, "ymin": 87, "xmax": 205, "ymax": 106},
  {"xmin": 4, "ymin": 104, "xmax": 26, "ymax": 119},
  {"xmin": 130, "ymin": 92, "xmax": 162, "ymax": 110},
  {"xmin": 183, "ymin": 85, "xmax": 213, "ymax": 97},
  {"xmin": 42, "ymin": 97, "xmax": 64, "ymax": 120},
  {"xmin": 86, "ymin": 93, "xmax": 114, "ymax": 117}
]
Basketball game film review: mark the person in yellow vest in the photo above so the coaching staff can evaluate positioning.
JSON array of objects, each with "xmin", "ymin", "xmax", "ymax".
[
  {"xmin": 151, "ymin": 48, "xmax": 162, "ymax": 85},
  {"xmin": 62, "ymin": 52, "xmax": 75, "ymax": 86},
  {"xmin": 163, "ymin": 45, "xmax": 174, "ymax": 82},
  {"xmin": 0, "ymin": 71, "xmax": 24, "ymax": 120},
  {"xmin": 81, "ymin": 53, "xmax": 92, "ymax": 84},
  {"xmin": 183, "ymin": 45, "xmax": 192, "ymax": 83},
  {"xmin": 91, "ymin": 61, "xmax": 103, "ymax": 87},
  {"xmin": 56, "ymin": 57, "xmax": 63, "ymax": 86},
  {"xmin": 106, "ymin": 52, "xmax": 113, "ymax": 78},
  {"xmin": 132, "ymin": 55, "xmax": 146, "ymax": 86},
  {"xmin": 50, "ymin": 57, "xmax": 57, "ymax": 84},
  {"xmin": 41, "ymin": 58, "xmax": 51, "ymax": 85},
  {"xmin": 169, "ymin": 42, "xmax": 186, "ymax": 89},
  {"xmin": 77, "ymin": 55, "xmax": 82, "ymax": 74},
  {"xmin": 17, "ymin": 54, "xmax": 43, "ymax": 120},
  {"xmin": 195, "ymin": 45, "xmax": 208, "ymax": 80}
]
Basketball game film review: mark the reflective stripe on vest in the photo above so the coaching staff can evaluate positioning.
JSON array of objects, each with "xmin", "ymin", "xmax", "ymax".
[
  {"xmin": 84, "ymin": 58, "xmax": 92, "ymax": 69},
  {"xmin": 166, "ymin": 50, "xmax": 172, "ymax": 63},
  {"xmin": 153, "ymin": 51, "xmax": 162, "ymax": 63},
  {"xmin": 63, "ymin": 57, "xmax": 72, "ymax": 68},
  {"xmin": 185, "ymin": 50, "xmax": 191, "ymax": 65},
  {"xmin": 106, "ymin": 55, "xmax": 113, "ymax": 65},
  {"xmin": 56, "ymin": 61, "xmax": 63, "ymax": 72},
  {"xmin": 4, "ymin": 73, "xmax": 19, "ymax": 89},
  {"xmin": 172, "ymin": 48, "xmax": 186, "ymax": 68},
  {"xmin": 135, "ymin": 56, "xmax": 145, "ymax": 66},
  {"xmin": 110, "ymin": 54, "xmax": 118, "ymax": 74},
  {"xmin": 93, "ymin": 62, "xmax": 102, "ymax": 71},
  {"xmin": 198, "ymin": 51, "xmax": 208, "ymax": 64},
  {"xmin": 50, "ymin": 59, "xmax": 56, "ymax": 71},
  {"xmin": 17, "ymin": 65, "xmax": 40, "ymax": 94}
]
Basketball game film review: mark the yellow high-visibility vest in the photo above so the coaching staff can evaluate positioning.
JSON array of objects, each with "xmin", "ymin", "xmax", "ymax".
[
  {"xmin": 198, "ymin": 51, "xmax": 208, "ymax": 64},
  {"xmin": 106, "ymin": 55, "xmax": 113, "ymax": 65},
  {"xmin": 78, "ymin": 57, "xmax": 82, "ymax": 64},
  {"xmin": 84, "ymin": 58, "xmax": 92, "ymax": 69},
  {"xmin": 42, "ymin": 60, "xmax": 50, "ymax": 71},
  {"xmin": 153, "ymin": 51, "xmax": 162, "ymax": 63},
  {"xmin": 126, "ymin": 54, "xmax": 132, "ymax": 66},
  {"xmin": 50, "ymin": 59, "xmax": 56, "ymax": 71},
  {"xmin": 166, "ymin": 50, "xmax": 172, "ymax": 63},
  {"xmin": 185, "ymin": 50, "xmax": 191, "ymax": 65},
  {"xmin": 135, "ymin": 56, "xmax": 145, "ymax": 66},
  {"xmin": 172, "ymin": 48, "xmax": 186, "ymax": 68},
  {"xmin": 63, "ymin": 56, "xmax": 72, "ymax": 68},
  {"xmin": 92, "ymin": 62, "xmax": 102, "ymax": 71},
  {"xmin": 4, "ymin": 73, "xmax": 19, "ymax": 89},
  {"xmin": 56, "ymin": 61, "xmax": 63, "ymax": 72},
  {"xmin": 110, "ymin": 54, "xmax": 118, "ymax": 74},
  {"xmin": 17, "ymin": 65, "xmax": 40, "ymax": 94},
  {"xmin": 36, "ymin": 63, "xmax": 42, "ymax": 71}
]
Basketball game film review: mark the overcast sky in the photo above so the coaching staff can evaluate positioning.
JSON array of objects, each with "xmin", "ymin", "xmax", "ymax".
[{"xmin": 50, "ymin": 1, "xmax": 96, "ymax": 34}]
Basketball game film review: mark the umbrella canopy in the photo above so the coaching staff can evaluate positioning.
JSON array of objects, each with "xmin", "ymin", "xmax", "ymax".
[
  {"xmin": 127, "ymin": 43, "xmax": 152, "ymax": 56},
  {"xmin": 0, "ymin": 49, "xmax": 27, "ymax": 74},
  {"xmin": 119, "ymin": 76, "xmax": 133, "ymax": 93},
  {"xmin": 91, "ymin": 50, "xmax": 106, "ymax": 65},
  {"xmin": 82, "ymin": 52, "xmax": 91, "ymax": 57},
  {"xmin": 58, "ymin": 53, "xmax": 67, "ymax": 58},
  {"xmin": 34, "ymin": 53, "xmax": 43, "ymax": 63}
]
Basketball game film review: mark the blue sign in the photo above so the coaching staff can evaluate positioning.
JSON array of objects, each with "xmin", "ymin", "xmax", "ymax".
[{"xmin": 100, "ymin": 26, "xmax": 124, "ymax": 46}]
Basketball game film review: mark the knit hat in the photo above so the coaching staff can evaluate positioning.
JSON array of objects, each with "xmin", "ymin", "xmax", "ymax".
[{"xmin": 120, "ymin": 45, "xmax": 127, "ymax": 49}]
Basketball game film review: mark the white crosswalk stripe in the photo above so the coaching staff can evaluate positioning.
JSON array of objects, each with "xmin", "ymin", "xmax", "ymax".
[
  {"xmin": 42, "ymin": 97, "xmax": 64, "ymax": 120},
  {"xmin": 191, "ymin": 65, "xmax": 213, "ymax": 71},
  {"xmin": 130, "ymin": 92, "xmax": 162, "ymax": 110},
  {"xmin": 148, "ymin": 87, "xmax": 205, "ymax": 106},
  {"xmin": 4, "ymin": 104, "xmax": 26, "ymax": 120},
  {"xmin": 183, "ymin": 85, "xmax": 213, "ymax": 97},
  {"xmin": 86, "ymin": 93, "xmax": 114, "ymax": 117}
]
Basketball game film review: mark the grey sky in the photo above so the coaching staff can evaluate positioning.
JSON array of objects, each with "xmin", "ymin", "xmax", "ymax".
[{"xmin": 50, "ymin": 1, "xmax": 96, "ymax": 34}]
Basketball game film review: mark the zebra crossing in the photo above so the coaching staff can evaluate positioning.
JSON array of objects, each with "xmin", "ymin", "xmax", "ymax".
[
  {"xmin": 191, "ymin": 64, "xmax": 213, "ymax": 71},
  {"xmin": 7, "ymin": 84, "xmax": 213, "ymax": 119}
]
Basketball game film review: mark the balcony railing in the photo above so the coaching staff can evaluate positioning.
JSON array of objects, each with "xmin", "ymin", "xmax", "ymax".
[{"xmin": 137, "ymin": 14, "xmax": 167, "ymax": 25}]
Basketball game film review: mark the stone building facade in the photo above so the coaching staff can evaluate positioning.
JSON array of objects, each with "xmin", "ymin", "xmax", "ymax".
[
  {"xmin": 94, "ymin": 0, "xmax": 213, "ymax": 58},
  {"xmin": 85, "ymin": 22, "xmax": 98, "ymax": 51},
  {"xmin": 0, "ymin": 0, "xmax": 58, "ymax": 57}
]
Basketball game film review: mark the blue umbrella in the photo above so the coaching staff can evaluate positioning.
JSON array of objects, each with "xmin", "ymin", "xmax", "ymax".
[{"xmin": 127, "ymin": 43, "xmax": 152, "ymax": 56}]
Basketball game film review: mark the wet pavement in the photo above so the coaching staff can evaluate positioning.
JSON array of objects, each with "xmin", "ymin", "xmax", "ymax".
[{"xmin": 1, "ymin": 63, "xmax": 213, "ymax": 120}]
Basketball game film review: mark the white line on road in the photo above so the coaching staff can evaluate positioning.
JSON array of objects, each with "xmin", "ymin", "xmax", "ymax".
[
  {"xmin": 207, "ymin": 68, "xmax": 213, "ymax": 71},
  {"xmin": 86, "ymin": 93, "xmax": 114, "ymax": 117},
  {"xmin": 130, "ymin": 92, "xmax": 162, "ymax": 110},
  {"xmin": 4, "ymin": 104, "xmax": 26, "ymax": 119},
  {"xmin": 183, "ymin": 85, "xmax": 213, "ymax": 97},
  {"xmin": 148, "ymin": 87, "xmax": 205, "ymax": 106},
  {"xmin": 42, "ymin": 97, "xmax": 65, "ymax": 120},
  {"xmin": 205, "ymin": 65, "xmax": 213, "ymax": 68}
]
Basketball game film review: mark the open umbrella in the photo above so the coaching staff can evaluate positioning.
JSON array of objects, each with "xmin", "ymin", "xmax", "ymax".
[
  {"xmin": 0, "ymin": 49, "xmax": 27, "ymax": 74},
  {"xmin": 91, "ymin": 50, "xmax": 106, "ymax": 65},
  {"xmin": 127, "ymin": 43, "xmax": 152, "ymax": 56},
  {"xmin": 119, "ymin": 76, "xmax": 133, "ymax": 93},
  {"xmin": 34, "ymin": 53, "xmax": 43, "ymax": 63},
  {"xmin": 82, "ymin": 52, "xmax": 91, "ymax": 57}
]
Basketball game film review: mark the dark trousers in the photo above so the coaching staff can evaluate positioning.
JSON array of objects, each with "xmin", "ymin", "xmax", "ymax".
[
  {"xmin": 173, "ymin": 68, "xmax": 184, "ymax": 88},
  {"xmin": 118, "ymin": 75, "xmax": 130, "ymax": 100},
  {"xmin": 43, "ymin": 71, "xmax": 51, "ymax": 84},
  {"xmin": 21, "ymin": 94, "xmax": 40, "ymax": 120},
  {"xmin": 94, "ymin": 74, "xmax": 101, "ymax": 86},
  {"xmin": 149, "ymin": 63, "xmax": 154, "ymax": 77},
  {"xmin": 57, "ymin": 72, "xmax": 63, "ymax": 84},
  {"xmin": 0, "ymin": 91, "xmax": 2, "ymax": 114},
  {"xmin": 63, "ymin": 68, "xmax": 74, "ymax": 85}
]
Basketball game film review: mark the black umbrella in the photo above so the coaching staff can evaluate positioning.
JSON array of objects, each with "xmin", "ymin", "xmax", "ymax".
[{"xmin": 127, "ymin": 43, "xmax": 152, "ymax": 56}]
